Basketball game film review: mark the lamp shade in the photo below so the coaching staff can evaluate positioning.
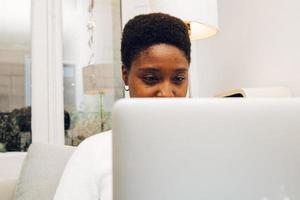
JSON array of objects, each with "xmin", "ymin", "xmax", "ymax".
[
  {"xmin": 149, "ymin": 0, "xmax": 219, "ymax": 40},
  {"xmin": 82, "ymin": 64, "xmax": 114, "ymax": 95}
]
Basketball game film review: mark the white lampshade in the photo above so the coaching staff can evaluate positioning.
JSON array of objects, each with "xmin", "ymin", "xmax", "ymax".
[
  {"xmin": 149, "ymin": 0, "xmax": 219, "ymax": 40},
  {"xmin": 82, "ymin": 64, "xmax": 114, "ymax": 95}
]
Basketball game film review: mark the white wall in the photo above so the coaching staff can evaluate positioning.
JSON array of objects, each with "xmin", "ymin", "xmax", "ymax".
[
  {"xmin": 191, "ymin": 0, "xmax": 300, "ymax": 97},
  {"xmin": 121, "ymin": 0, "xmax": 150, "ymax": 27}
]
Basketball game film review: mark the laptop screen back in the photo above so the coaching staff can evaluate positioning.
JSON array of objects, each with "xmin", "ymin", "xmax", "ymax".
[{"xmin": 113, "ymin": 99, "xmax": 300, "ymax": 200}]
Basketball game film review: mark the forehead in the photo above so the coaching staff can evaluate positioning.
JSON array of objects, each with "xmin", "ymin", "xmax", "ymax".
[{"xmin": 131, "ymin": 44, "xmax": 189, "ymax": 71}]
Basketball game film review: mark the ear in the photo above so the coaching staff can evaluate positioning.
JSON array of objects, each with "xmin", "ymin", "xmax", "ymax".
[{"xmin": 122, "ymin": 65, "xmax": 129, "ymax": 85}]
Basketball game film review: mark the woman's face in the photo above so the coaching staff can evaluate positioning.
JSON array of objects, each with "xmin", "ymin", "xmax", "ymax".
[{"xmin": 122, "ymin": 44, "xmax": 189, "ymax": 97}]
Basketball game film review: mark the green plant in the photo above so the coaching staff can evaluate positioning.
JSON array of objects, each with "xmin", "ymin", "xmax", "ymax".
[
  {"xmin": 0, "ymin": 112, "xmax": 24, "ymax": 152},
  {"xmin": 65, "ymin": 105, "xmax": 111, "ymax": 146}
]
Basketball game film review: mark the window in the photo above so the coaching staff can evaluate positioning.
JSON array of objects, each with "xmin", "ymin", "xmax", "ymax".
[{"xmin": 0, "ymin": 0, "xmax": 31, "ymax": 152}]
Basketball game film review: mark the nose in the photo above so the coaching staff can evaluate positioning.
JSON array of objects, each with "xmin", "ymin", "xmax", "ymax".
[{"xmin": 156, "ymin": 82, "xmax": 175, "ymax": 97}]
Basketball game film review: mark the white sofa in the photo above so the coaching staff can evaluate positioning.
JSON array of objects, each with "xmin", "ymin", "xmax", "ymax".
[
  {"xmin": 0, "ymin": 152, "xmax": 26, "ymax": 200},
  {"xmin": 0, "ymin": 144, "xmax": 75, "ymax": 200},
  {"xmin": 0, "ymin": 179, "xmax": 18, "ymax": 200}
]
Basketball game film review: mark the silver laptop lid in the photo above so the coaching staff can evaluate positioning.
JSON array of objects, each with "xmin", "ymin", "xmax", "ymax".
[{"xmin": 113, "ymin": 99, "xmax": 300, "ymax": 200}]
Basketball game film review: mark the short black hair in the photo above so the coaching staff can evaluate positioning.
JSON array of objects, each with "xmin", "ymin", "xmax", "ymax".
[{"xmin": 121, "ymin": 13, "xmax": 191, "ymax": 70}]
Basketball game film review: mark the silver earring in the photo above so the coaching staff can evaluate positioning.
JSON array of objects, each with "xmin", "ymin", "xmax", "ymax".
[{"xmin": 124, "ymin": 85, "xmax": 129, "ymax": 91}]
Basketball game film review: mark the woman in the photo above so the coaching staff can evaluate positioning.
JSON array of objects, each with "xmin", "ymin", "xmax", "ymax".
[{"xmin": 54, "ymin": 12, "xmax": 191, "ymax": 200}]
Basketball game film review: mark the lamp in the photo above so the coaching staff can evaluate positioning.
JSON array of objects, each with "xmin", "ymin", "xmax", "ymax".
[
  {"xmin": 149, "ymin": 0, "xmax": 219, "ymax": 40},
  {"xmin": 82, "ymin": 64, "xmax": 114, "ymax": 132},
  {"xmin": 82, "ymin": 64, "xmax": 114, "ymax": 94}
]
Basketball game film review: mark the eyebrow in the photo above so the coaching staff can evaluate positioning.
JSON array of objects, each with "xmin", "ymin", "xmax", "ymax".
[
  {"xmin": 137, "ymin": 68, "xmax": 160, "ymax": 72},
  {"xmin": 137, "ymin": 67, "xmax": 188, "ymax": 73},
  {"xmin": 174, "ymin": 68, "xmax": 188, "ymax": 73}
]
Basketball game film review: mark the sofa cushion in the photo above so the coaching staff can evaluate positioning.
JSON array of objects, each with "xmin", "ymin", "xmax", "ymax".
[{"xmin": 14, "ymin": 143, "xmax": 75, "ymax": 200}]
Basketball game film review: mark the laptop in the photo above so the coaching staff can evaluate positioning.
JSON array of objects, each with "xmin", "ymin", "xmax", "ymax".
[{"xmin": 112, "ymin": 98, "xmax": 300, "ymax": 200}]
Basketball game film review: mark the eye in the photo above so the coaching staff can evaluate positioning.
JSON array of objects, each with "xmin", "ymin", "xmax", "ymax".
[
  {"xmin": 142, "ymin": 74, "xmax": 160, "ymax": 85},
  {"xmin": 172, "ymin": 75, "xmax": 186, "ymax": 85}
]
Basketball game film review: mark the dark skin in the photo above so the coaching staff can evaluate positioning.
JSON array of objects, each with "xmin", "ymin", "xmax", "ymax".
[{"xmin": 122, "ymin": 44, "xmax": 189, "ymax": 97}]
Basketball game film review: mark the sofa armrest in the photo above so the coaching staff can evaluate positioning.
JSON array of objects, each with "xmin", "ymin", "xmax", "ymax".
[{"xmin": 0, "ymin": 179, "xmax": 17, "ymax": 200}]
